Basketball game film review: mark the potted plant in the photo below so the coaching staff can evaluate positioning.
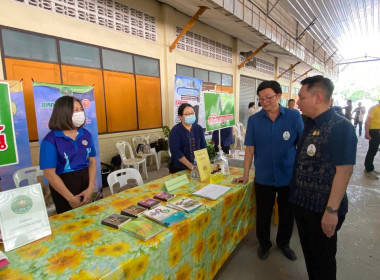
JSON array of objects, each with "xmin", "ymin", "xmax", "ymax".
[{"xmin": 162, "ymin": 126, "xmax": 170, "ymax": 139}]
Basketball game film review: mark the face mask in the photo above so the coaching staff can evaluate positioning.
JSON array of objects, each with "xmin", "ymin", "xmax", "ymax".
[
  {"xmin": 184, "ymin": 114, "xmax": 196, "ymax": 125},
  {"xmin": 72, "ymin": 111, "xmax": 85, "ymax": 127}
]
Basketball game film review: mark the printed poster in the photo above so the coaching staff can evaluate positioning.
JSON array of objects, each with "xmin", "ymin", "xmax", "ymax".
[
  {"xmin": 0, "ymin": 81, "xmax": 32, "ymax": 190},
  {"xmin": 33, "ymin": 82, "xmax": 102, "ymax": 190},
  {"xmin": 174, "ymin": 75, "xmax": 205, "ymax": 128},
  {"xmin": 204, "ymin": 92, "xmax": 235, "ymax": 132}
]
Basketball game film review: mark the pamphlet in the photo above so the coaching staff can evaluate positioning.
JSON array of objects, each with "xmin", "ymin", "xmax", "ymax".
[
  {"xmin": 143, "ymin": 206, "xmax": 187, "ymax": 227},
  {"xmin": 167, "ymin": 196, "xmax": 202, "ymax": 213},
  {"xmin": 0, "ymin": 184, "xmax": 51, "ymax": 252},
  {"xmin": 194, "ymin": 148, "xmax": 211, "ymax": 181},
  {"xmin": 192, "ymin": 184, "xmax": 231, "ymax": 200}
]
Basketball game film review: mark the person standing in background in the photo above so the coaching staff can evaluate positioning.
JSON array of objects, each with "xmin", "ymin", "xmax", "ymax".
[
  {"xmin": 233, "ymin": 80, "xmax": 304, "ymax": 261},
  {"xmin": 288, "ymin": 99, "xmax": 296, "ymax": 109},
  {"xmin": 364, "ymin": 100, "xmax": 380, "ymax": 179},
  {"xmin": 211, "ymin": 127, "xmax": 234, "ymax": 155},
  {"xmin": 247, "ymin": 102, "xmax": 256, "ymax": 117},
  {"xmin": 352, "ymin": 102, "xmax": 366, "ymax": 136},
  {"xmin": 290, "ymin": 75, "xmax": 357, "ymax": 280},
  {"xmin": 343, "ymin": 99, "xmax": 353, "ymax": 122}
]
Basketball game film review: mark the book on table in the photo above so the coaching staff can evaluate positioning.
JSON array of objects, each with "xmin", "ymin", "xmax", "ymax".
[
  {"xmin": 0, "ymin": 251, "xmax": 9, "ymax": 268},
  {"xmin": 143, "ymin": 205, "xmax": 187, "ymax": 227},
  {"xmin": 121, "ymin": 205, "xmax": 147, "ymax": 218},
  {"xmin": 192, "ymin": 184, "xmax": 231, "ymax": 200},
  {"xmin": 137, "ymin": 198, "xmax": 161, "ymax": 209},
  {"xmin": 121, "ymin": 218, "xmax": 165, "ymax": 241},
  {"xmin": 101, "ymin": 214, "xmax": 131, "ymax": 229},
  {"xmin": 153, "ymin": 191, "xmax": 176, "ymax": 202},
  {"xmin": 167, "ymin": 196, "xmax": 202, "ymax": 213}
]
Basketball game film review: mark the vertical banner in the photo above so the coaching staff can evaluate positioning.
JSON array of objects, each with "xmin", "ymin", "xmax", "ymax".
[
  {"xmin": 0, "ymin": 81, "xmax": 32, "ymax": 190},
  {"xmin": 173, "ymin": 75, "xmax": 205, "ymax": 128},
  {"xmin": 204, "ymin": 92, "xmax": 235, "ymax": 132},
  {"xmin": 33, "ymin": 82, "xmax": 102, "ymax": 190}
]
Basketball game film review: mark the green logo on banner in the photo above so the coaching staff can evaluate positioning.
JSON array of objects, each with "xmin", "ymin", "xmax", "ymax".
[
  {"xmin": 11, "ymin": 195, "xmax": 33, "ymax": 214},
  {"xmin": 204, "ymin": 92, "xmax": 235, "ymax": 131},
  {"xmin": 0, "ymin": 82, "xmax": 18, "ymax": 166}
]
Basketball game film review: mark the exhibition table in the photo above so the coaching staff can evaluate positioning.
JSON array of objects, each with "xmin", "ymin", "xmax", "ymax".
[{"xmin": 0, "ymin": 167, "xmax": 255, "ymax": 280}]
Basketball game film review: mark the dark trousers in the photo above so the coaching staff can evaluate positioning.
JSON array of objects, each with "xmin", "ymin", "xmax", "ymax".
[
  {"xmin": 214, "ymin": 145, "xmax": 230, "ymax": 155},
  {"xmin": 50, "ymin": 168, "xmax": 89, "ymax": 214},
  {"xmin": 295, "ymin": 206, "xmax": 345, "ymax": 280},
  {"xmin": 364, "ymin": 129, "xmax": 380, "ymax": 172},
  {"xmin": 354, "ymin": 120, "xmax": 363, "ymax": 136},
  {"xmin": 255, "ymin": 182, "xmax": 294, "ymax": 249}
]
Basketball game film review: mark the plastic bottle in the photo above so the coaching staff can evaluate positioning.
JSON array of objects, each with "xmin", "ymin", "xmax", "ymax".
[{"xmin": 213, "ymin": 150, "xmax": 230, "ymax": 176}]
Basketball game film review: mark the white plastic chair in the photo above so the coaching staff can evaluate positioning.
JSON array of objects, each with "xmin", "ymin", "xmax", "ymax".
[
  {"xmin": 132, "ymin": 136, "xmax": 159, "ymax": 170},
  {"xmin": 147, "ymin": 134, "xmax": 169, "ymax": 169},
  {"xmin": 233, "ymin": 125, "xmax": 244, "ymax": 150},
  {"xmin": 107, "ymin": 168, "xmax": 143, "ymax": 195},
  {"xmin": 116, "ymin": 141, "xmax": 148, "ymax": 179},
  {"xmin": 13, "ymin": 166, "xmax": 56, "ymax": 216}
]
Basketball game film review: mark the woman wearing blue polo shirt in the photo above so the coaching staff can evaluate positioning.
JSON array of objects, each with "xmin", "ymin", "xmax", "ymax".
[
  {"xmin": 169, "ymin": 103, "xmax": 207, "ymax": 173},
  {"xmin": 40, "ymin": 96, "xmax": 96, "ymax": 214}
]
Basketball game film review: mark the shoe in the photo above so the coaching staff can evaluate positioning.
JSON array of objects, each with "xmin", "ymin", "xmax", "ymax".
[
  {"xmin": 258, "ymin": 246, "xmax": 270, "ymax": 260},
  {"xmin": 365, "ymin": 170, "xmax": 379, "ymax": 179},
  {"xmin": 278, "ymin": 246, "xmax": 297, "ymax": 261},
  {"xmin": 372, "ymin": 170, "xmax": 380, "ymax": 175}
]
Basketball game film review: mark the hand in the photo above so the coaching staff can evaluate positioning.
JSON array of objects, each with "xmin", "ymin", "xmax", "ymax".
[
  {"xmin": 365, "ymin": 132, "xmax": 371, "ymax": 140},
  {"xmin": 232, "ymin": 176, "xmax": 249, "ymax": 184},
  {"xmin": 76, "ymin": 187, "xmax": 93, "ymax": 205},
  {"xmin": 321, "ymin": 211, "xmax": 338, "ymax": 238},
  {"xmin": 68, "ymin": 196, "xmax": 82, "ymax": 209}
]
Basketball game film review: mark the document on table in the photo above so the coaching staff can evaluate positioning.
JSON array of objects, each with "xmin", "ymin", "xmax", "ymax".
[
  {"xmin": 0, "ymin": 183, "xmax": 51, "ymax": 252},
  {"xmin": 192, "ymin": 184, "xmax": 231, "ymax": 200}
]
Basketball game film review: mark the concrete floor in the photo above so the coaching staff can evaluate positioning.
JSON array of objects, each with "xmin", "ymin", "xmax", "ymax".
[{"xmin": 116, "ymin": 135, "xmax": 380, "ymax": 279}]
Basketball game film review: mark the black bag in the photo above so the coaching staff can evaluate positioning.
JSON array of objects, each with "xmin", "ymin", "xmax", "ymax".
[
  {"xmin": 101, "ymin": 163, "xmax": 114, "ymax": 187},
  {"xmin": 150, "ymin": 138, "xmax": 168, "ymax": 152},
  {"xmin": 111, "ymin": 154, "xmax": 121, "ymax": 169}
]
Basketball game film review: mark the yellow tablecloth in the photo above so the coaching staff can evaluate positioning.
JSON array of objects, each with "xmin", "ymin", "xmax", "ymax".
[{"xmin": 0, "ymin": 167, "xmax": 255, "ymax": 280}]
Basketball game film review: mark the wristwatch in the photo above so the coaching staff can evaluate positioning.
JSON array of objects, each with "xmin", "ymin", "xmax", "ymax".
[{"xmin": 326, "ymin": 206, "xmax": 338, "ymax": 214}]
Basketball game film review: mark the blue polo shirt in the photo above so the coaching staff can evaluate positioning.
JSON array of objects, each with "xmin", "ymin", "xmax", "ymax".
[
  {"xmin": 289, "ymin": 108, "xmax": 357, "ymax": 216},
  {"xmin": 169, "ymin": 122, "xmax": 207, "ymax": 170},
  {"xmin": 40, "ymin": 128, "xmax": 96, "ymax": 175},
  {"xmin": 245, "ymin": 105, "xmax": 304, "ymax": 186}
]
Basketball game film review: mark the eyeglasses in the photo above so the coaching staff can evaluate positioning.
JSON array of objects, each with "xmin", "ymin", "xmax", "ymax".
[{"xmin": 258, "ymin": 94, "xmax": 277, "ymax": 103}]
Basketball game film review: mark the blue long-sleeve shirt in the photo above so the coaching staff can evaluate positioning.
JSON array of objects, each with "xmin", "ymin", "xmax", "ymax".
[
  {"xmin": 211, "ymin": 127, "xmax": 234, "ymax": 147},
  {"xmin": 169, "ymin": 122, "xmax": 207, "ymax": 170}
]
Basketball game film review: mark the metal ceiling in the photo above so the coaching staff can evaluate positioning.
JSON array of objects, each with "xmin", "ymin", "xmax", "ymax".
[{"xmin": 279, "ymin": 0, "xmax": 380, "ymax": 64}]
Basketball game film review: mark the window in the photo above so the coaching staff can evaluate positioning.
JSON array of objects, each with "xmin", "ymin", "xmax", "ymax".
[
  {"xmin": 177, "ymin": 65, "xmax": 194, "ymax": 77},
  {"xmin": 195, "ymin": 68, "xmax": 208, "ymax": 81},
  {"xmin": 209, "ymin": 71, "xmax": 221, "ymax": 84},
  {"xmin": 2, "ymin": 29, "xmax": 58, "ymax": 62},
  {"xmin": 60, "ymin": 40, "xmax": 100, "ymax": 68},
  {"xmin": 134, "ymin": 55, "xmax": 159, "ymax": 77},
  {"xmin": 102, "ymin": 49, "xmax": 133, "ymax": 73},
  {"xmin": 222, "ymin": 74, "xmax": 233, "ymax": 86}
]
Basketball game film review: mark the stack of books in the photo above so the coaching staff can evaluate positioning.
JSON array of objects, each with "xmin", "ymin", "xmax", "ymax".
[
  {"xmin": 101, "ymin": 214, "xmax": 131, "ymax": 229},
  {"xmin": 167, "ymin": 196, "xmax": 202, "ymax": 213},
  {"xmin": 121, "ymin": 218, "xmax": 165, "ymax": 241},
  {"xmin": 143, "ymin": 205, "xmax": 187, "ymax": 227}
]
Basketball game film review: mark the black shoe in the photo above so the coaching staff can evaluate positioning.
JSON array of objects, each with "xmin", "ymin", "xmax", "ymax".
[
  {"xmin": 258, "ymin": 246, "xmax": 270, "ymax": 260},
  {"xmin": 279, "ymin": 246, "xmax": 297, "ymax": 261}
]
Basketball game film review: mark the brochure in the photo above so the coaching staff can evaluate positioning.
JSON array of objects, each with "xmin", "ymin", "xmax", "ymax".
[
  {"xmin": 167, "ymin": 196, "xmax": 202, "ymax": 213},
  {"xmin": 192, "ymin": 184, "xmax": 231, "ymax": 200},
  {"xmin": 143, "ymin": 206, "xmax": 187, "ymax": 227}
]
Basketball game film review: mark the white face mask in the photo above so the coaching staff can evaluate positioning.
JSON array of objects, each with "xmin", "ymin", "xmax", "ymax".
[{"xmin": 72, "ymin": 111, "xmax": 85, "ymax": 127}]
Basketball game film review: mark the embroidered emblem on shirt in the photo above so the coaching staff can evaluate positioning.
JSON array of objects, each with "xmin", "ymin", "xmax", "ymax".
[
  {"xmin": 82, "ymin": 140, "xmax": 88, "ymax": 146},
  {"xmin": 307, "ymin": 144, "xmax": 316, "ymax": 156},
  {"xmin": 283, "ymin": 131, "xmax": 290, "ymax": 140}
]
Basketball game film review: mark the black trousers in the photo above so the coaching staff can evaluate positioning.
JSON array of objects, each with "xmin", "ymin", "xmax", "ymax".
[
  {"xmin": 354, "ymin": 120, "xmax": 363, "ymax": 136},
  {"xmin": 295, "ymin": 206, "xmax": 345, "ymax": 280},
  {"xmin": 255, "ymin": 182, "xmax": 294, "ymax": 249},
  {"xmin": 364, "ymin": 129, "xmax": 380, "ymax": 172},
  {"xmin": 49, "ymin": 168, "xmax": 89, "ymax": 214}
]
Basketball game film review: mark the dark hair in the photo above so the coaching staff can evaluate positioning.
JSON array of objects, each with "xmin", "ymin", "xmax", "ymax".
[
  {"xmin": 300, "ymin": 75, "xmax": 334, "ymax": 103},
  {"xmin": 178, "ymin": 103, "xmax": 194, "ymax": 116},
  {"xmin": 257, "ymin": 80, "xmax": 282, "ymax": 95},
  {"xmin": 49, "ymin": 96, "xmax": 84, "ymax": 130},
  {"xmin": 288, "ymin": 99, "xmax": 295, "ymax": 104},
  {"xmin": 248, "ymin": 102, "xmax": 255, "ymax": 108}
]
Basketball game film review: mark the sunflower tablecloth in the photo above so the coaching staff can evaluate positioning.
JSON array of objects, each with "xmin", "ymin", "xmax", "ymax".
[{"xmin": 0, "ymin": 167, "xmax": 255, "ymax": 280}]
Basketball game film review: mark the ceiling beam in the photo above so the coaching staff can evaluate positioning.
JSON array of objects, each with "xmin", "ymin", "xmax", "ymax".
[
  {"xmin": 277, "ymin": 62, "xmax": 301, "ymax": 79},
  {"xmin": 296, "ymin": 18, "xmax": 317, "ymax": 41},
  {"xmin": 292, "ymin": 68, "xmax": 313, "ymax": 82},
  {"xmin": 325, "ymin": 50, "xmax": 338, "ymax": 64},
  {"xmin": 238, "ymin": 43, "xmax": 269, "ymax": 70},
  {"xmin": 267, "ymin": 0, "xmax": 280, "ymax": 15},
  {"xmin": 337, "ymin": 58, "xmax": 380, "ymax": 65},
  {"xmin": 313, "ymin": 37, "xmax": 329, "ymax": 54},
  {"xmin": 169, "ymin": 7, "xmax": 208, "ymax": 52}
]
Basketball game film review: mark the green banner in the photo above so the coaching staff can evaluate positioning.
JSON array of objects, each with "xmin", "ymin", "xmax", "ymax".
[
  {"xmin": 204, "ymin": 92, "xmax": 235, "ymax": 131},
  {"xmin": 0, "ymin": 82, "xmax": 18, "ymax": 166}
]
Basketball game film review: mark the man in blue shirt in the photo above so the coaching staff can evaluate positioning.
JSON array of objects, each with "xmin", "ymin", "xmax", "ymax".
[
  {"xmin": 233, "ymin": 80, "xmax": 304, "ymax": 261},
  {"xmin": 289, "ymin": 76, "xmax": 357, "ymax": 280}
]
